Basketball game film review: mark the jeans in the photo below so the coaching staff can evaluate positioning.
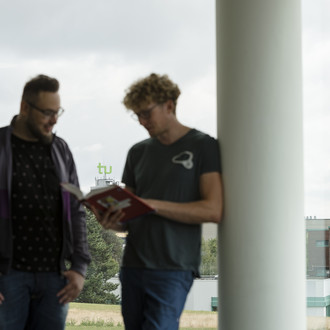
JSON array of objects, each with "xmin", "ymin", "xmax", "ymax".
[
  {"xmin": 0, "ymin": 269, "xmax": 68, "ymax": 330},
  {"xmin": 120, "ymin": 268, "xmax": 194, "ymax": 330}
]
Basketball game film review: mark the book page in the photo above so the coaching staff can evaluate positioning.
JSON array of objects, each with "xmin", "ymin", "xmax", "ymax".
[
  {"xmin": 97, "ymin": 197, "xmax": 131, "ymax": 210},
  {"xmin": 61, "ymin": 182, "xmax": 84, "ymax": 200},
  {"xmin": 85, "ymin": 185, "xmax": 117, "ymax": 199}
]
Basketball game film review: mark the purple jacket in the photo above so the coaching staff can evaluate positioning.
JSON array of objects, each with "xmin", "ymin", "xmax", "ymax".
[{"xmin": 0, "ymin": 118, "xmax": 91, "ymax": 276}]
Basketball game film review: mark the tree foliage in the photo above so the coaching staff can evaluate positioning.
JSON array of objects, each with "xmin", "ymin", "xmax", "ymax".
[
  {"xmin": 200, "ymin": 238, "xmax": 218, "ymax": 275},
  {"xmin": 75, "ymin": 209, "xmax": 123, "ymax": 304}
]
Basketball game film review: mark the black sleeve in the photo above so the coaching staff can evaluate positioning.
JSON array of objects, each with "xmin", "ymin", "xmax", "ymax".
[{"xmin": 200, "ymin": 137, "xmax": 222, "ymax": 175}]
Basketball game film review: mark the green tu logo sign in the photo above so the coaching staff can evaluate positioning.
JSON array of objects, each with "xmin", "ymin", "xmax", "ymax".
[{"xmin": 97, "ymin": 162, "xmax": 112, "ymax": 174}]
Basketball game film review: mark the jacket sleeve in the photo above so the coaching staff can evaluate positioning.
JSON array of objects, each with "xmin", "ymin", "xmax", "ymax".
[{"xmin": 52, "ymin": 137, "xmax": 91, "ymax": 277}]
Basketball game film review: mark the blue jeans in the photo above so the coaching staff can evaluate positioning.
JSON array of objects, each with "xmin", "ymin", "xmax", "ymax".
[
  {"xmin": 120, "ymin": 268, "xmax": 194, "ymax": 330},
  {"xmin": 0, "ymin": 269, "xmax": 68, "ymax": 330}
]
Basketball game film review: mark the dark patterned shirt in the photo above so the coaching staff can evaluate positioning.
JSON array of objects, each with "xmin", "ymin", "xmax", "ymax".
[{"xmin": 11, "ymin": 134, "xmax": 62, "ymax": 272}]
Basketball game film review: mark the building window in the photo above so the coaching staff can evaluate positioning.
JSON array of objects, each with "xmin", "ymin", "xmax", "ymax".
[{"xmin": 316, "ymin": 240, "xmax": 330, "ymax": 248}]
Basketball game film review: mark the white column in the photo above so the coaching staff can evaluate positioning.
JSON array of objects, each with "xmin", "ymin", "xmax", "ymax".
[{"xmin": 216, "ymin": 1, "xmax": 306, "ymax": 329}]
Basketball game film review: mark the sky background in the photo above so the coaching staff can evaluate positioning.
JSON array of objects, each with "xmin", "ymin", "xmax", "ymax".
[
  {"xmin": 302, "ymin": 0, "xmax": 330, "ymax": 218},
  {"xmin": 0, "ymin": 0, "xmax": 329, "ymax": 218},
  {"xmin": 0, "ymin": 0, "xmax": 216, "ymax": 191}
]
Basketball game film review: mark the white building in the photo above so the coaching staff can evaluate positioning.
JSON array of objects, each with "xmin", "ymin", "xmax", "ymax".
[
  {"xmin": 108, "ymin": 276, "xmax": 218, "ymax": 312},
  {"xmin": 184, "ymin": 277, "xmax": 218, "ymax": 312},
  {"xmin": 307, "ymin": 278, "xmax": 330, "ymax": 317}
]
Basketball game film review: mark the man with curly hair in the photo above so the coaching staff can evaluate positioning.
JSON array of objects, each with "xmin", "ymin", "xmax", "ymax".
[{"xmin": 95, "ymin": 73, "xmax": 223, "ymax": 330}]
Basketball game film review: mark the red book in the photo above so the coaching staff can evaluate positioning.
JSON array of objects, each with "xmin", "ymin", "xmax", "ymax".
[{"xmin": 61, "ymin": 182, "xmax": 154, "ymax": 223}]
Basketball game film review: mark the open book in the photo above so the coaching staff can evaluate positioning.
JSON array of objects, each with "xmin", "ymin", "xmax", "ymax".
[{"xmin": 61, "ymin": 182, "xmax": 155, "ymax": 223}]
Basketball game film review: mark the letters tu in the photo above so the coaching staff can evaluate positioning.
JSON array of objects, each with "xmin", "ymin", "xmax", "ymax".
[{"xmin": 97, "ymin": 162, "xmax": 112, "ymax": 175}]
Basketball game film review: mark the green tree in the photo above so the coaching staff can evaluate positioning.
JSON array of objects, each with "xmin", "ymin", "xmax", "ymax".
[
  {"xmin": 200, "ymin": 238, "xmax": 218, "ymax": 275},
  {"xmin": 101, "ymin": 229, "xmax": 124, "ymax": 265},
  {"xmin": 76, "ymin": 209, "xmax": 123, "ymax": 304}
]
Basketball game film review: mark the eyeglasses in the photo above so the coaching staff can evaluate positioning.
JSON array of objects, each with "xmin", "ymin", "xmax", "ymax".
[
  {"xmin": 131, "ymin": 104, "xmax": 160, "ymax": 121},
  {"xmin": 26, "ymin": 101, "xmax": 65, "ymax": 119}
]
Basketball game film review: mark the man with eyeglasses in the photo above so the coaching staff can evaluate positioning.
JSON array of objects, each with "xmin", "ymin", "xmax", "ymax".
[
  {"xmin": 0, "ymin": 74, "xmax": 91, "ymax": 329},
  {"xmin": 94, "ymin": 73, "xmax": 223, "ymax": 329}
]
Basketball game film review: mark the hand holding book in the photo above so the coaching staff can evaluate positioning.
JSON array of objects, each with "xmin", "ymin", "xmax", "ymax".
[
  {"xmin": 61, "ymin": 182, "xmax": 155, "ymax": 223},
  {"xmin": 91, "ymin": 204, "xmax": 127, "ymax": 232}
]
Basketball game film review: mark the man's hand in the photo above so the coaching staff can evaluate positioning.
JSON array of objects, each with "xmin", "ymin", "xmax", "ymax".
[
  {"xmin": 0, "ymin": 292, "xmax": 4, "ymax": 305},
  {"xmin": 91, "ymin": 206, "xmax": 126, "ymax": 232},
  {"xmin": 57, "ymin": 270, "xmax": 85, "ymax": 304}
]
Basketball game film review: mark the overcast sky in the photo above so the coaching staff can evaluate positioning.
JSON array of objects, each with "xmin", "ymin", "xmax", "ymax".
[
  {"xmin": 302, "ymin": 0, "xmax": 330, "ymax": 218},
  {"xmin": 0, "ymin": 0, "xmax": 329, "ymax": 218},
  {"xmin": 0, "ymin": 0, "xmax": 217, "ymax": 190}
]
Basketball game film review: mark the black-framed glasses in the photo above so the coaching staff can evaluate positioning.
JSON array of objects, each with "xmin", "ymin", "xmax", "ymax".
[
  {"xmin": 26, "ymin": 101, "xmax": 65, "ymax": 119},
  {"xmin": 131, "ymin": 104, "xmax": 160, "ymax": 121}
]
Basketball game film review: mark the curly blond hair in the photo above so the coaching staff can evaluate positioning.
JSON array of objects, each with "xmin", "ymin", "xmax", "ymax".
[{"xmin": 123, "ymin": 73, "xmax": 181, "ymax": 112}]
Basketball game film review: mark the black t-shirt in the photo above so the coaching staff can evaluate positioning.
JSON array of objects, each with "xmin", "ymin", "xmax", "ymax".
[
  {"xmin": 11, "ymin": 134, "xmax": 62, "ymax": 272},
  {"xmin": 122, "ymin": 129, "xmax": 221, "ymax": 275}
]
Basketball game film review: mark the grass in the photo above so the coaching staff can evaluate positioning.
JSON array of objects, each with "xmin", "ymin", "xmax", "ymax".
[
  {"xmin": 66, "ymin": 326, "xmax": 215, "ymax": 330},
  {"xmin": 68, "ymin": 303, "xmax": 121, "ymax": 312},
  {"xmin": 66, "ymin": 327, "xmax": 215, "ymax": 330},
  {"xmin": 66, "ymin": 302, "xmax": 217, "ymax": 329},
  {"xmin": 65, "ymin": 325, "xmax": 125, "ymax": 330},
  {"xmin": 67, "ymin": 303, "xmax": 330, "ymax": 329}
]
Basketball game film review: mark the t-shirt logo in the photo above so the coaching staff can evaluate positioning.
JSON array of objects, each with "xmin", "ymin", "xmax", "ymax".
[{"xmin": 172, "ymin": 151, "xmax": 194, "ymax": 169}]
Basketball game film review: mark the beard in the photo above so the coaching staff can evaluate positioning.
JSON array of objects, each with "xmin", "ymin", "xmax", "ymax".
[{"xmin": 26, "ymin": 117, "xmax": 53, "ymax": 145}]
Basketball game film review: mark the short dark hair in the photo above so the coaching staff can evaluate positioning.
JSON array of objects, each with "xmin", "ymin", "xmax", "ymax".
[{"xmin": 22, "ymin": 74, "xmax": 59, "ymax": 103}]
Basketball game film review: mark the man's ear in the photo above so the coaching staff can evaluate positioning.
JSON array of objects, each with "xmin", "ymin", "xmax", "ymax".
[
  {"xmin": 164, "ymin": 99, "xmax": 175, "ymax": 114},
  {"xmin": 20, "ymin": 100, "xmax": 29, "ymax": 116}
]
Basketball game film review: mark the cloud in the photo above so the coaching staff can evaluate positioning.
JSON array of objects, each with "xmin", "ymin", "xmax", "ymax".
[
  {"xmin": 73, "ymin": 144, "xmax": 104, "ymax": 152},
  {"xmin": 1, "ymin": 0, "xmax": 330, "ymax": 219},
  {"xmin": 0, "ymin": 0, "xmax": 215, "ymax": 70}
]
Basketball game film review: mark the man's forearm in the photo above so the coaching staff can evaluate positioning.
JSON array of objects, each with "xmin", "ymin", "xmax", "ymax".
[{"xmin": 143, "ymin": 199, "xmax": 222, "ymax": 225}]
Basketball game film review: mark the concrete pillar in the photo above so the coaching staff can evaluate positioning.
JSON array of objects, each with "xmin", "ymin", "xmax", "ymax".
[{"xmin": 216, "ymin": 1, "xmax": 305, "ymax": 329}]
